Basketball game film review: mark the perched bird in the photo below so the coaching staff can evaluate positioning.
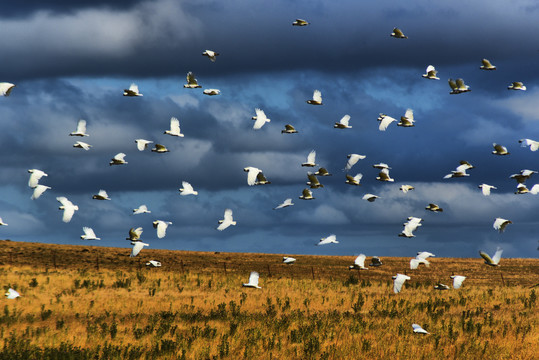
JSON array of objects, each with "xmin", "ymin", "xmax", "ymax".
[
  {"xmin": 376, "ymin": 168, "xmax": 394, "ymax": 182},
  {"xmin": 317, "ymin": 234, "xmax": 338, "ymax": 245},
  {"xmin": 0, "ymin": 217, "xmax": 7, "ymax": 226},
  {"xmin": 179, "ymin": 181, "xmax": 198, "ymax": 195},
  {"xmin": 126, "ymin": 227, "xmax": 143, "ymax": 241},
  {"xmin": 135, "ymin": 139, "xmax": 153, "ymax": 151},
  {"xmin": 349, "ymin": 254, "xmax": 368, "ymax": 270},
  {"xmin": 28, "ymin": 169, "xmax": 48, "ymax": 188},
  {"xmin": 399, "ymin": 217, "xmax": 422, "ymax": 238},
  {"xmin": 398, "ymin": 109, "xmax": 415, "ymax": 127},
  {"xmin": 164, "ymin": 117, "xmax": 184, "ymax": 137},
  {"xmin": 109, "ymin": 153, "xmax": 127, "ymax": 165},
  {"xmin": 334, "ymin": 115, "xmax": 352, "ymax": 129},
  {"xmin": 274, "ymin": 198, "xmax": 294, "ymax": 210},
  {"xmin": 70, "ymin": 119, "xmax": 89, "ymax": 137},
  {"xmin": 255, "ymin": 172, "xmax": 271, "ymax": 185},
  {"xmin": 390, "ymin": 27, "xmax": 408, "ymax": 39},
  {"xmin": 252, "ymin": 108, "xmax": 271, "ymax": 130},
  {"xmin": 345, "ymin": 173, "xmax": 363, "ymax": 186},
  {"xmin": 307, "ymin": 173, "xmax": 323, "ymax": 189},
  {"xmin": 422, "ymin": 65, "xmax": 439, "ymax": 80},
  {"xmin": 151, "ymin": 144, "xmax": 169, "ymax": 153},
  {"xmin": 519, "ymin": 138, "xmax": 539, "ymax": 151},
  {"xmin": 480, "ymin": 59, "xmax": 496, "ymax": 70},
  {"xmin": 130, "ymin": 242, "xmax": 149, "ymax": 257},
  {"xmin": 56, "ymin": 196, "xmax": 79, "ymax": 223},
  {"xmin": 0, "ymin": 82, "xmax": 15, "ymax": 96},
  {"xmin": 243, "ymin": 167, "xmax": 263, "ymax": 186},
  {"xmin": 315, "ymin": 167, "xmax": 332, "ymax": 176},
  {"xmin": 451, "ymin": 275, "xmax": 467, "ymax": 289},
  {"xmin": 292, "ymin": 19, "xmax": 309, "ymax": 26},
  {"xmin": 184, "ymin": 72, "xmax": 201, "ymax": 88},
  {"xmin": 203, "ymin": 89, "xmax": 220, "ymax": 96},
  {"xmin": 434, "ymin": 283, "xmax": 450, "ymax": 290},
  {"xmin": 153, "ymin": 220, "xmax": 172, "ymax": 238},
  {"xmin": 425, "ymin": 203, "xmax": 443, "ymax": 212},
  {"xmin": 92, "ymin": 190, "xmax": 111, "ymax": 200},
  {"xmin": 412, "ymin": 324, "xmax": 429, "ymax": 334},
  {"xmin": 493, "ymin": 218, "xmax": 512, "ymax": 233},
  {"xmin": 443, "ymin": 160, "xmax": 474, "ymax": 179},
  {"xmin": 306, "ymin": 90, "xmax": 322, "ymax": 105},
  {"xmin": 377, "ymin": 113, "xmax": 397, "ymax": 131},
  {"xmin": 283, "ymin": 256, "xmax": 296, "ymax": 264},
  {"xmin": 73, "ymin": 141, "xmax": 92, "ymax": 150},
  {"xmin": 217, "ymin": 209, "xmax": 236, "ymax": 231},
  {"xmin": 281, "ymin": 124, "xmax": 298, "ymax": 134},
  {"xmin": 479, "ymin": 184, "xmax": 497, "ymax": 196},
  {"xmin": 492, "ymin": 143, "xmax": 509, "ymax": 155},
  {"xmin": 510, "ymin": 169, "xmax": 537, "ymax": 183},
  {"xmin": 448, "ymin": 78, "xmax": 471, "ymax": 94},
  {"xmin": 133, "ymin": 205, "xmax": 151, "ymax": 215},
  {"xmin": 299, "ymin": 188, "xmax": 315, "ymax": 200},
  {"xmin": 80, "ymin": 227, "xmax": 100, "ymax": 240},
  {"xmin": 31, "ymin": 184, "xmax": 51, "ymax": 200},
  {"xmin": 301, "ymin": 150, "xmax": 317, "ymax": 167},
  {"xmin": 392, "ymin": 274, "xmax": 411, "ymax": 293},
  {"xmin": 123, "ymin": 83, "xmax": 143, "ymax": 96},
  {"xmin": 345, "ymin": 154, "xmax": 366, "ymax": 171},
  {"xmin": 202, "ymin": 50, "xmax": 219, "ymax": 62},
  {"xmin": 400, "ymin": 185, "xmax": 415, "ymax": 193},
  {"xmin": 362, "ymin": 194, "xmax": 379, "ymax": 202},
  {"xmin": 146, "ymin": 260, "xmax": 162, "ymax": 267},
  {"xmin": 5, "ymin": 288, "xmax": 20, "ymax": 299},
  {"xmin": 508, "ymin": 82, "xmax": 526, "ymax": 91},
  {"xmin": 479, "ymin": 247, "xmax": 503, "ymax": 266},
  {"xmin": 242, "ymin": 271, "xmax": 261, "ymax": 288},
  {"xmin": 369, "ymin": 256, "xmax": 383, "ymax": 267}
]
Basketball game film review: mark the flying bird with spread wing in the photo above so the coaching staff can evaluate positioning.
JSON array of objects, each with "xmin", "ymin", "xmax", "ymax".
[
  {"xmin": 217, "ymin": 209, "xmax": 236, "ymax": 231},
  {"xmin": 306, "ymin": 90, "xmax": 322, "ymax": 105},
  {"xmin": 164, "ymin": 117, "xmax": 184, "ymax": 137},
  {"xmin": 56, "ymin": 196, "xmax": 79, "ymax": 223},
  {"xmin": 479, "ymin": 247, "xmax": 503, "ymax": 266},
  {"xmin": 123, "ymin": 83, "xmax": 143, "ymax": 96},
  {"xmin": 252, "ymin": 108, "xmax": 271, "ymax": 130}
]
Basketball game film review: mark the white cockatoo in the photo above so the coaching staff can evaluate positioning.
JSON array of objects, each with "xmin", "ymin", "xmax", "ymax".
[
  {"xmin": 56, "ymin": 196, "xmax": 79, "ymax": 223},
  {"xmin": 217, "ymin": 209, "xmax": 236, "ymax": 231},
  {"xmin": 153, "ymin": 220, "xmax": 172, "ymax": 238}
]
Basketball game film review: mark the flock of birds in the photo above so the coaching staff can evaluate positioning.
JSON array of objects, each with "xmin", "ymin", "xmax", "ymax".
[{"xmin": 1, "ymin": 19, "xmax": 535, "ymax": 335}]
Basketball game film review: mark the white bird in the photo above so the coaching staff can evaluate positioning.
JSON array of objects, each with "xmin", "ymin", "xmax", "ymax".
[
  {"xmin": 203, "ymin": 89, "xmax": 220, "ymax": 96},
  {"xmin": 130, "ymin": 241, "xmax": 149, "ymax": 257},
  {"xmin": 301, "ymin": 150, "xmax": 317, "ymax": 167},
  {"xmin": 345, "ymin": 173, "xmax": 363, "ymax": 186},
  {"xmin": 292, "ymin": 19, "xmax": 309, "ymax": 26},
  {"xmin": 243, "ymin": 167, "xmax": 263, "ymax": 186},
  {"xmin": 434, "ymin": 283, "xmax": 450, "ymax": 290},
  {"xmin": 508, "ymin": 82, "xmax": 526, "ymax": 91},
  {"xmin": 417, "ymin": 251, "xmax": 435, "ymax": 260},
  {"xmin": 0, "ymin": 82, "xmax": 15, "ymax": 96},
  {"xmin": 317, "ymin": 234, "xmax": 338, "ymax": 245},
  {"xmin": 70, "ymin": 119, "xmax": 89, "ymax": 136},
  {"xmin": 492, "ymin": 143, "xmax": 509, "ymax": 155},
  {"xmin": 299, "ymin": 188, "xmax": 315, "ymax": 200},
  {"xmin": 422, "ymin": 65, "xmax": 439, "ymax": 80},
  {"xmin": 479, "ymin": 184, "xmax": 497, "ymax": 196},
  {"xmin": 390, "ymin": 27, "xmax": 408, "ymax": 39},
  {"xmin": 334, "ymin": 115, "xmax": 352, "ymax": 129},
  {"xmin": 376, "ymin": 168, "xmax": 394, "ymax": 182},
  {"xmin": 306, "ymin": 173, "xmax": 323, "ymax": 189},
  {"xmin": 217, "ymin": 209, "xmax": 236, "ymax": 231},
  {"xmin": 349, "ymin": 254, "xmax": 368, "ymax": 270},
  {"xmin": 0, "ymin": 217, "xmax": 7, "ymax": 226},
  {"xmin": 519, "ymin": 138, "xmax": 539, "ymax": 151},
  {"xmin": 515, "ymin": 183, "xmax": 531, "ymax": 194},
  {"xmin": 164, "ymin": 117, "xmax": 184, "ymax": 137},
  {"xmin": 202, "ymin": 50, "xmax": 219, "ymax": 62},
  {"xmin": 151, "ymin": 144, "xmax": 169, "ymax": 153},
  {"xmin": 126, "ymin": 227, "xmax": 143, "ymax": 241},
  {"xmin": 135, "ymin": 139, "xmax": 153, "ymax": 151},
  {"xmin": 5, "ymin": 288, "xmax": 20, "ymax": 299},
  {"xmin": 31, "ymin": 184, "xmax": 51, "ymax": 200},
  {"xmin": 510, "ymin": 169, "xmax": 537, "ymax": 183},
  {"xmin": 345, "ymin": 154, "xmax": 366, "ymax": 171},
  {"xmin": 410, "ymin": 258, "xmax": 429, "ymax": 269},
  {"xmin": 448, "ymin": 78, "xmax": 471, "ymax": 94},
  {"xmin": 480, "ymin": 59, "xmax": 496, "ymax": 70},
  {"xmin": 123, "ymin": 83, "xmax": 143, "ymax": 96},
  {"xmin": 109, "ymin": 153, "xmax": 127, "ymax": 166},
  {"xmin": 153, "ymin": 220, "xmax": 172, "ymax": 238},
  {"xmin": 393, "ymin": 274, "xmax": 411, "ymax": 293},
  {"xmin": 377, "ymin": 113, "xmax": 397, "ymax": 131},
  {"xmin": 493, "ymin": 218, "xmax": 512, "ymax": 233},
  {"xmin": 399, "ymin": 217, "xmax": 422, "ymax": 238},
  {"xmin": 146, "ymin": 260, "xmax": 162, "ymax": 267},
  {"xmin": 412, "ymin": 324, "xmax": 429, "ymax": 334},
  {"xmin": 306, "ymin": 89, "xmax": 322, "ymax": 105},
  {"xmin": 451, "ymin": 275, "xmax": 467, "ymax": 289},
  {"xmin": 281, "ymin": 124, "xmax": 298, "ymax": 134},
  {"xmin": 243, "ymin": 271, "xmax": 261, "ymax": 288},
  {"xmin": 133, "ymin": 205, "xmax": 151, "ymax": 215},
  {"xmin": 73, "ymin": 141, "xmax": 92, "ymax": 150},
  {"xmin": 92, "ymin": 189, "xmax": 111, "ymax": 200},
  {"xmin": 315, "ymin": 167, "xmax": 332, "ymax": 176},
  {"xmin": 274, "ymin": 198, "xmax": 294, "ymax": 210},
  {"xmin": 373, "ymin": 163, "xmax": 391, "ymax": 170},
  {"xmin": 362, "ymin": 194, "xmax": 379, "ymax": 202},
  {"xmin": 179, "ymin": 181, "xmax": 198, "ymax": 196},
  {"xmin": 398, "ymin": 109, "xmax": 415, "ymax": 127},
  {"xmin": 28, "ymin": 169, "xmax": 48, "ymax": 188},
  {"xmin": 81, "ymin": 227, "xmax": 100, "ymax": 240},
  {"xmin": 184, "ymin": 72, "xmax": 202, "ymax": 88},
  {"xmin": 443, "ymin": 161, "xmax": 474, "ymax": 179},
  {"xmin": 479, "ymin": 247, "xmax": 503, "ymax": 266},
  {"xmin": 400, "ymin": 185, "xmax": 415, "ymax": 193},
  {"xmin": 56, "ymin": 196, "xmax": 79, "ymax": 223},
  {"xmin": 283, "ymin": 257, "xmax": 296, "ymax": 264},
  {"xmin": 252, "ymin": 108, "xmax": 270, "ymax": 130},
  {"xmin": 425, "ymin": 203, "xmax": 443, "ymax": 212}
]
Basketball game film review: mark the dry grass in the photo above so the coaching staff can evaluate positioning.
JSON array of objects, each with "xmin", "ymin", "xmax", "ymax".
[{"xmin": 0, "ymin": 240, "xmax": 537, "ymax": 359}]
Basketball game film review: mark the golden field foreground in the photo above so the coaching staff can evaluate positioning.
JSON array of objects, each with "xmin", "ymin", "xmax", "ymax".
[{"xmin": 0, "ymin": 241, "xmax": 537, "ymax": 359}]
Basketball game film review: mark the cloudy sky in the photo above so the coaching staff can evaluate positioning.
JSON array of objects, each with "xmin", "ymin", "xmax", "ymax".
[{"xmin": 1, "ymin": 0, "xmax": 539, "ymax": 259}]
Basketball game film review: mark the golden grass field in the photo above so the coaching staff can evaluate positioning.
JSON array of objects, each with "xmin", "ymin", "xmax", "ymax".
[{"xmin": 0, "ymin": 240, "xmax": 537, "ymax": 359}]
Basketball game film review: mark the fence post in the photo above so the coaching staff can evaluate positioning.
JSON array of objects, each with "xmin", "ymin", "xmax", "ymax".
[
  {"xmin": 223, "ymin": 262, "xmax": 227, "ymax": 274},
  {"xmin": 311, "ymin": 266, "xmax": 315, "ymax": 280}
]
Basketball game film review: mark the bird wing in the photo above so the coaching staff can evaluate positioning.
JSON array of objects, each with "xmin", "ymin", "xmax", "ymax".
[
  {"xmin": 156, "ymin": 222, "xmax": 168, "ymax": 238},
  {"xmin": 76, "ymin": 119, "xmax": 87, "ymax": 134},
  {"xmin": 223, "ymin": 209, "xmax": 233, "ymax": 222},
  {"xmin": 0, "ymin": 83, "xmax": 15, "ymax": 96},
  {"xmin": 131, "ymin": 242, "xmax": 145, "ymax": 257},
  {"xmin": 393, "ymin": 274, "xmax": 408, "ymax": 293},
  {"xmin": 98, "ymin": 190, "xmax": 108, "ymax": 198},
  {"xmin": 129, "ymin": 227, "xmax": 141, "ymax": 240},
  {"xmin": 62, "ymin": 203, "xmax": 76, "ymax": 223},
  {"xmin": 246, "ymin": 168, "xmax": 260, "ymax": 186},
  {"xmin": 393, "ymin": 28, "xmax": 404, "ymax": 37},
  {"xmin": 354, "ymin": 254, "xmax": 366, "ymax": 267},
  {"xmin": 456, "ymin": 78, "xmax": 467, "ymax": 90},
  {"xmin": 492, "ymin": 248, "xmax": 503, "ymax": 264},
  {"xmin": 170, "ymin": 117, "xmax": 181, "ymax": 133},
  {"xmin": 403, "ymin": 109, "xmax": 413, "ymax": 121},
  {"xmin": 302, "ymin": 188, "xmax": 312, "ymax": 198},
  {"xmin": 284, "ymin": 124, "xmax": 296, "ymax": 131},
  {"xmin": 182, "ymin": 181, "xmax": 194, "ymax": 193},
  {"xmin": 482, "ymin": 59, "xmax": 492, "ymax": 67},
  {"xmin": 28, "ymin": 170, "xmax": 46, "ymax": 188},
  {"xmin": 339, "ymin": 115, "xmax": 350, "ymax": 126},
  {"xmin": 448, "ymin": 79, "xmax": 457, "ymax": 90},
  {"xmin": 313, "ymin": 90, "xmax": 322, "ymax": 102},
  {"xmin": 452, "ymin": 276, "xmax": 466, "ymax": 289},
  {"xmin": 479, "ymin": 251, "xmax": 494, "ymax": 264},
  {"xmin": 32, "ymin": 185, "xmax": 50, "ymax": 200},
  {"xmin": 307, "ymin": 150, "xmax": 316, "ymax": 163},
  {"xmin": 187, "ymin": 72, "xmax": 198, "ymax": 85},
  {"xmin": 84, "ymin": 227, "xmax": 97, "ymax": 238},
  {"xmin": 248, "ymin": 271, "xmax": 259, "ymax": 286},
  {"xmin": 379, "ymin": 115, "xmax": 397, "ymax": 131},
  {"xmin": 114, "ymin": 153, "xmax": 126, "ymax": 161}
]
